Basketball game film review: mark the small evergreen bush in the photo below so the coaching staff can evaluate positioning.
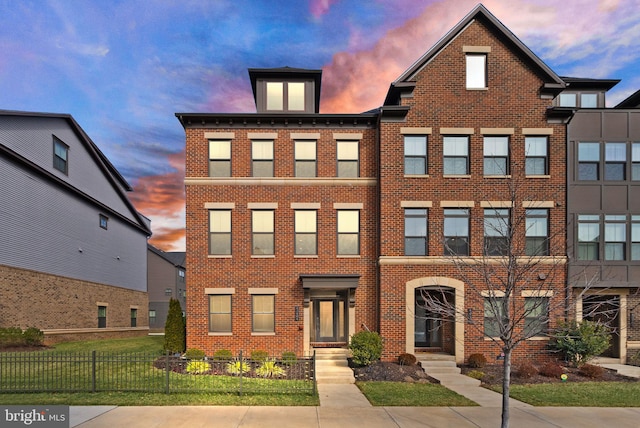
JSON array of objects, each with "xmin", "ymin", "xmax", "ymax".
[
  {"xmin": 163, "ymin": 298, "xmax": 186, "ymax": 354},
  {"xmin": 213, "ymin": 349, "xmax": 233, "ymax": 360},
  {"xmin": 22, "ymin": 327, "xmax": 44, "ymax": 346},
  {"xmin": 467, "ymin": 353, "xmax": 487, "ymax": 368},
  {"xmin": 184, "ymin": 348, "xmax": 206, "ymax": 360},
  {"xmin": 550, "ymin": 320, "xmax": 611, "ymax": 367},
  {"xmin": 349, "ymin": 330, "xmax": 383, "ymax": 367},
  {"xmin": 251, "ymin": 349, "xmax": 269, "ymax": 363},
  {"xmin": 255, "ymin": 359, "xmax": 286, "ymax": 378},
  {"xmin": 397, "ymin": 353, "xmax": 417, "ymax": 366},
  {"xmin": 186, "ymin": 360, "xmax": 211, "ymax": 374},
  {"xmin": 281, "ymin": 351, "xmax": 297, "ymax": 366},
  {"xmin": 515, "ymin": 361, "xmax": 538, "ymax": 379},
  {"xmin": 578, "ymin": 363, "xmax": 604, "ymax": 379},
  {"xmin": 539, "ymin": 361, "xmax": 564, "ymax": 378}
]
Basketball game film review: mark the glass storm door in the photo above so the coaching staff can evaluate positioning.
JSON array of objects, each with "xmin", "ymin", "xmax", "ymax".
[{"xmin": 314, "ymin": 299, "xmax": 345, "ymax": 342}]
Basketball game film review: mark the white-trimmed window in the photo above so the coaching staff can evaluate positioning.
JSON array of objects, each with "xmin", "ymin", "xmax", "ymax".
[
  {"xmin": 484, "ymin": 297, "xmax": 503, "ymax": 337},
  {"xmin": 252, "ymin": 140, "xmax": 274, "ymax": 177},
  {"xmin": 524, "ymin": 297, "xmax": 549, "ymax": 337},
  {"xmin": 525, "ymin": 209, "xmax": 549, "ymax": 256},
  {"xmin": 252, "ymin": 210, "xmax": 274, "ymax": 255},
  {"xmin": 98, "ymin": 306, "xmax": 107, "ymax": 328},
  {"xmin": 605, "ymin": 142, "xmax": 626, "ymax": 181},
  {"xmin": 295, "ymin": 140, "xmax": 316, "ymax": 177},
  {"xmin": 209, "ymin": 140, "xmax": 231, "ymax": 177},
  {"xmin": 577, "ymin": 215, "xmax": 600, "ymax": 261},
  {"xmin": 604, "ymin": 215, "xmax": 626, "ymax": 260},
  {"xmin": 466, "ymin": 54, "xmax": 486, "ymax": 89},
  {"xmin": 632, "ymin": 215, "xmax": 640, "ymax": 260},
  {"xmin": 53, "ymin": 137, "xmax": 69, "ymax": 174},
  {"xmin": 266, "ymin": 81, "xmax": 306, "ymax": 112},
  {"xmin": 295, "ymin": 210, "xmax": 317, "ymax": 255},
  {"xmin": 209, "ymin": 210, "xmax": 232, "ymax": 255},
  {"xmin": 444, "ymin": 208, "xmax": 469, "ymax": 256},
  {"xmin": 484, "ymin": 208, "xmax": 509, "ymax": 256},
  {"xmin": 578, "ymin": 142, "xmax": 600, "ymax": 180}
]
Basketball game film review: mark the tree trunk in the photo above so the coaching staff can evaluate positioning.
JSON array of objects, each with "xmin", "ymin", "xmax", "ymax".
[{"xmin": 501, "ymin": 348, "xmax": 511, "ymax": 428}]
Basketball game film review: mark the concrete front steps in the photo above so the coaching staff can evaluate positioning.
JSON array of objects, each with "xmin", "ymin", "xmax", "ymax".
[
  {"xmin": 314, "ymin": 348, "xmax": 355, "ymax": 384},
  {"xmin": 416, "ymin": 353, "xmax": 481, "ymax": 387},
  {"xmin": 593, "ymin": 357, "xmax": 640, "ymax": 379}
]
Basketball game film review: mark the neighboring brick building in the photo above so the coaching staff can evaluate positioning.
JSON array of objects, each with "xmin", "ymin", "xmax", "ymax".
[
  {"xmin": 0, "ymin": 110, "xmax": 151, "ymax": 344},
  {"xmin": 178, "ymin": 5, "xmax": 637, "ymax": 363}
]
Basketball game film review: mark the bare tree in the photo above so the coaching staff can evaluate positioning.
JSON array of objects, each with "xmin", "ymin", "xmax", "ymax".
[{"xmin": 415, "ymin": 172, "xmax": 622, "ymax": 428}]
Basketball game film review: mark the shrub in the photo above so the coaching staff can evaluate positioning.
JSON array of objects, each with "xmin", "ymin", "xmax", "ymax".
[
  {"xmin": 630, "ymin": 351, "xmax": 640, "ymax": 368},
  {"xmin": 184, "ymin": 348, "xmax": 206, "ymax": 360},
  {"xmin": 467, "ymin": 370, "xmax": 485, "ymax": 380},
  {"xmin": 186, "ymin": 361, "xmax": 211, "ymax": 374},
  {"xmin": 467, "ymin": 353, "xmax": 487, "ymax": 368},
  {"xmin": 579, "ymin": 363, "xmax": 604, "ymax": 379},
  {"xmin": 515, "ymin": 361, "xmax": 538, "ymax": 379},
  {"xmin": 539, "ymin": 362, "xmax": 564, "ymax": 378},
  {"xmin": 397, "ymin": 353, "xmax": 417, "ymax": 366},
  {"xmin": 281, "ymin": 351, "xmax": 297, "ymax": 366},
  {"xmin": 226, "ymin": 359, "xmax": 250, "ymax": 375},
  {"xmin": 163, "ymin": 298, "xmax": 186, "ymax": 354},
  {"xmin": 213, "ymin": 349, "xmax": 233, "ymax": 361},
  {"xmin": 0, "ymin": 327, "xmax": 24, "ymax": 348},
  {"xmin": 349, "ymin": 331, "xmax": 383, "ymax": 367},
  {"xmin": 550, "ymin": 320, "xmax": 611, "ymax": 367},
  {"xmin": 255, "ymin": 359, "xmax": 286, "ymax": 378},
  {"xmin": 22, "ymin": 327, "xmax": 44, "ymax": 346},
  {"xmin": 251, "ymin": 350, "xmax": 269, "ymax": 363}
]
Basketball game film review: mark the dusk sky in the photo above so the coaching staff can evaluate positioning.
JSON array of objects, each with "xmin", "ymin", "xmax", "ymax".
[{"xmin": 2, "ymin": 0, "xmax": 640, "ymax": 251}]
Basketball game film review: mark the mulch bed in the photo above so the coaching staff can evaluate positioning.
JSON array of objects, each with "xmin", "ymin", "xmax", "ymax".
[
  {"xmin": 350, "ymin": 360, "xmax": 438, "ymax": 383},
  {"xmin": 460, "ymin": 363, "xmax": 639, "ymax": 386}
]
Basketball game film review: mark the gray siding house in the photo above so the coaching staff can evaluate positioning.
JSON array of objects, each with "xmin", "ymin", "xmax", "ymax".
[
  {"xmin": 562, "ymin": 82, "xmax": 640, "ymax": 362},
  {"xmin": 0, "ymin": 110, "xmax": 152, "ymax": 343},
  {"xmin": 147, "ymin": 244, "xmax": 186, "ymax": 332}
]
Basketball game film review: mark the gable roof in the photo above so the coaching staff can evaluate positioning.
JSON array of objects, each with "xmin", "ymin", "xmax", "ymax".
[
  {"xmin": 0, "ymin": 109, "xmax": 152, "ymax": 236},
  {"xmin": 385, "ymin": 4, "xmax": 565, "ymax": 105},
  {"xmin": 615, "ymin": 89, "xmax": 640, "ymax": 108},
  {"xmin": 148, "ymin": 244, "xmax": 185, "ymax": 268}
]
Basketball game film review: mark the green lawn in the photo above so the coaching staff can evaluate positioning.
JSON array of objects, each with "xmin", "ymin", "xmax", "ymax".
[
  {"xmin": 496, "ymin": 382, "xmax": 640, "ymax": 407},
  {"xmin": 356, "ymin": 381, "xmax": 477, "ymax": 406},
  {"xmin": 0, "ymin": 336, "xmax": 318, "ymax": 406}
]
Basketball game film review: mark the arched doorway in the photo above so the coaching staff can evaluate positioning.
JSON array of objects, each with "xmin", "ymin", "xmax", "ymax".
[{"xmin": 406, "ymin": 277, "xmax": 465, "ymax": 364}]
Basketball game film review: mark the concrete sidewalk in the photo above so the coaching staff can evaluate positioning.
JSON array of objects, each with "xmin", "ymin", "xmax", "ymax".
[{"xmin": 72, "ymin": 405, "xmax": 640, "ymax": 427}]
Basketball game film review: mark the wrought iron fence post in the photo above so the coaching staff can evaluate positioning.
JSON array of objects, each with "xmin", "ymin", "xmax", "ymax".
[
  {"xmin": 91, "ymin": 351, "xmax": 96, "ymax": 393},
  {"xmin": 312, "ymin": 350, "xmax": 317, "ymax": 396},
  {"xmin": 165, "ymin": 351, "xmax": 170, "ymax": 394},
  {"xmin": 239, "ymin": 350, "xmax": 243, "ymax": 396}
]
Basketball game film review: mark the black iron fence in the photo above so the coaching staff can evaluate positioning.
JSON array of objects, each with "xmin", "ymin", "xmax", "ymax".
[{"xmin": 0, "ymin": 351, "xmax": 316, "ymax": 395}]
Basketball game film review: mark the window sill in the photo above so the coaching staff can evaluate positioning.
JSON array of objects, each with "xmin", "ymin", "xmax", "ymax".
[
  {"xmin": 483, "ymin": 175, "xmax": 512, "ymax": 178},
  {"xmin": 443, "ymin": 174, "xmax": 471, "ymax": 178},
  {"xmin": 525, "ymin": 336, "xmax": 550, "ymax": 341},
  {"xmin": 467, "ymin": 87, "xmax": 488, "ymax": 91},
  {"xmin": 208, "ymin": 332, "xmax": 233, "ymax": 336},
  {"xmin": 251, "ymin": 332, "xmax": 276, "ymax": 336},
  {"xmin": 208, "ymin": 255, "xmax": 232, "ymax": 259},
  {"xmin": 251, "ymin": 255, "xmax": 275, "ymax": 259},
  {"xmin": 294, "ymin": 255, "xmax": 318, "ymax": 259},
  {"xmin": 404, "ymin": 174, "xmax": 430, "ymax": 178},
  {"xmin": 337, "ymin": 255, "xmax": 361, "ymax": 258},
  {"xmin": 526, "ymin": 175, "xmax": 551, "ymax": 179}
]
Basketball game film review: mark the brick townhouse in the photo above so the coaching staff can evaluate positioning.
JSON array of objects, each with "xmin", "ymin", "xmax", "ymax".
[{"xmin": 177, "ymin": 4, "xmax": 638, "ymax": 363}]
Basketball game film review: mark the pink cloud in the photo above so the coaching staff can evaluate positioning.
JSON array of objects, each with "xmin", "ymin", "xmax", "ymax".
[{"xmin": 309, "ymin": 0, "xmax": 339, "ymax": 18}]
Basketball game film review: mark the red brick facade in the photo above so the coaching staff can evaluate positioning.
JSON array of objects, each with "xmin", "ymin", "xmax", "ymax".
[{"xmin": 180, "ymin": 6, "xmax": 568, "ymax": 363}]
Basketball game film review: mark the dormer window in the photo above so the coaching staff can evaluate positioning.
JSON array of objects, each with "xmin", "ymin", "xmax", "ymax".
[{"xmin": 249, "ymin": 67, "xmax": 322, "ymax": 114}]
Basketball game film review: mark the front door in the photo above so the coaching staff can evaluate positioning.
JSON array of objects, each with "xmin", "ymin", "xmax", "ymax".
[
  {"xmin": 313, "ymin": 298, "xmax": 346, "ymax": 342},
  {"xmin": 415, "ymin": 289, "xmax": 444, "ymax": 349},
  {"xmin": 584, "ymin": 295, "xmax": 620, "ymax": 358}
]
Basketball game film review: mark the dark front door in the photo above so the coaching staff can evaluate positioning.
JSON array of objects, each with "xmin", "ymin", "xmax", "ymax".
[
  {"xmin": 314, "ymin": 298, "xmax": 346, "ymax": 342},
  {"xmin": 584, "ymin": 295, "xmax": 620, "ymax": 358},
  {"xmin": 415, "ymin": 290, "xmax": 443, "ymax": 349}
]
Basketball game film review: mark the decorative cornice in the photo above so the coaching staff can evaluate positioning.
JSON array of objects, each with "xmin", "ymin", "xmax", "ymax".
[
  {"xmin": 379, "ymin": 256, "xmax": 567, "ymax": 265},
  {"xmin": 185, "ymin": 177, "xmax": 377, "ymax": 186}
]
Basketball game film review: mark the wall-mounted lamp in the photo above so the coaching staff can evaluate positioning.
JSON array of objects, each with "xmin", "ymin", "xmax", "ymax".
[
  {"xmin": 467, "ymin": 308, "xmax": 473, "ymax": 324},
  {"xmin": 78, "ymin": 248, "xmax": 83, "ymax": 253}
]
